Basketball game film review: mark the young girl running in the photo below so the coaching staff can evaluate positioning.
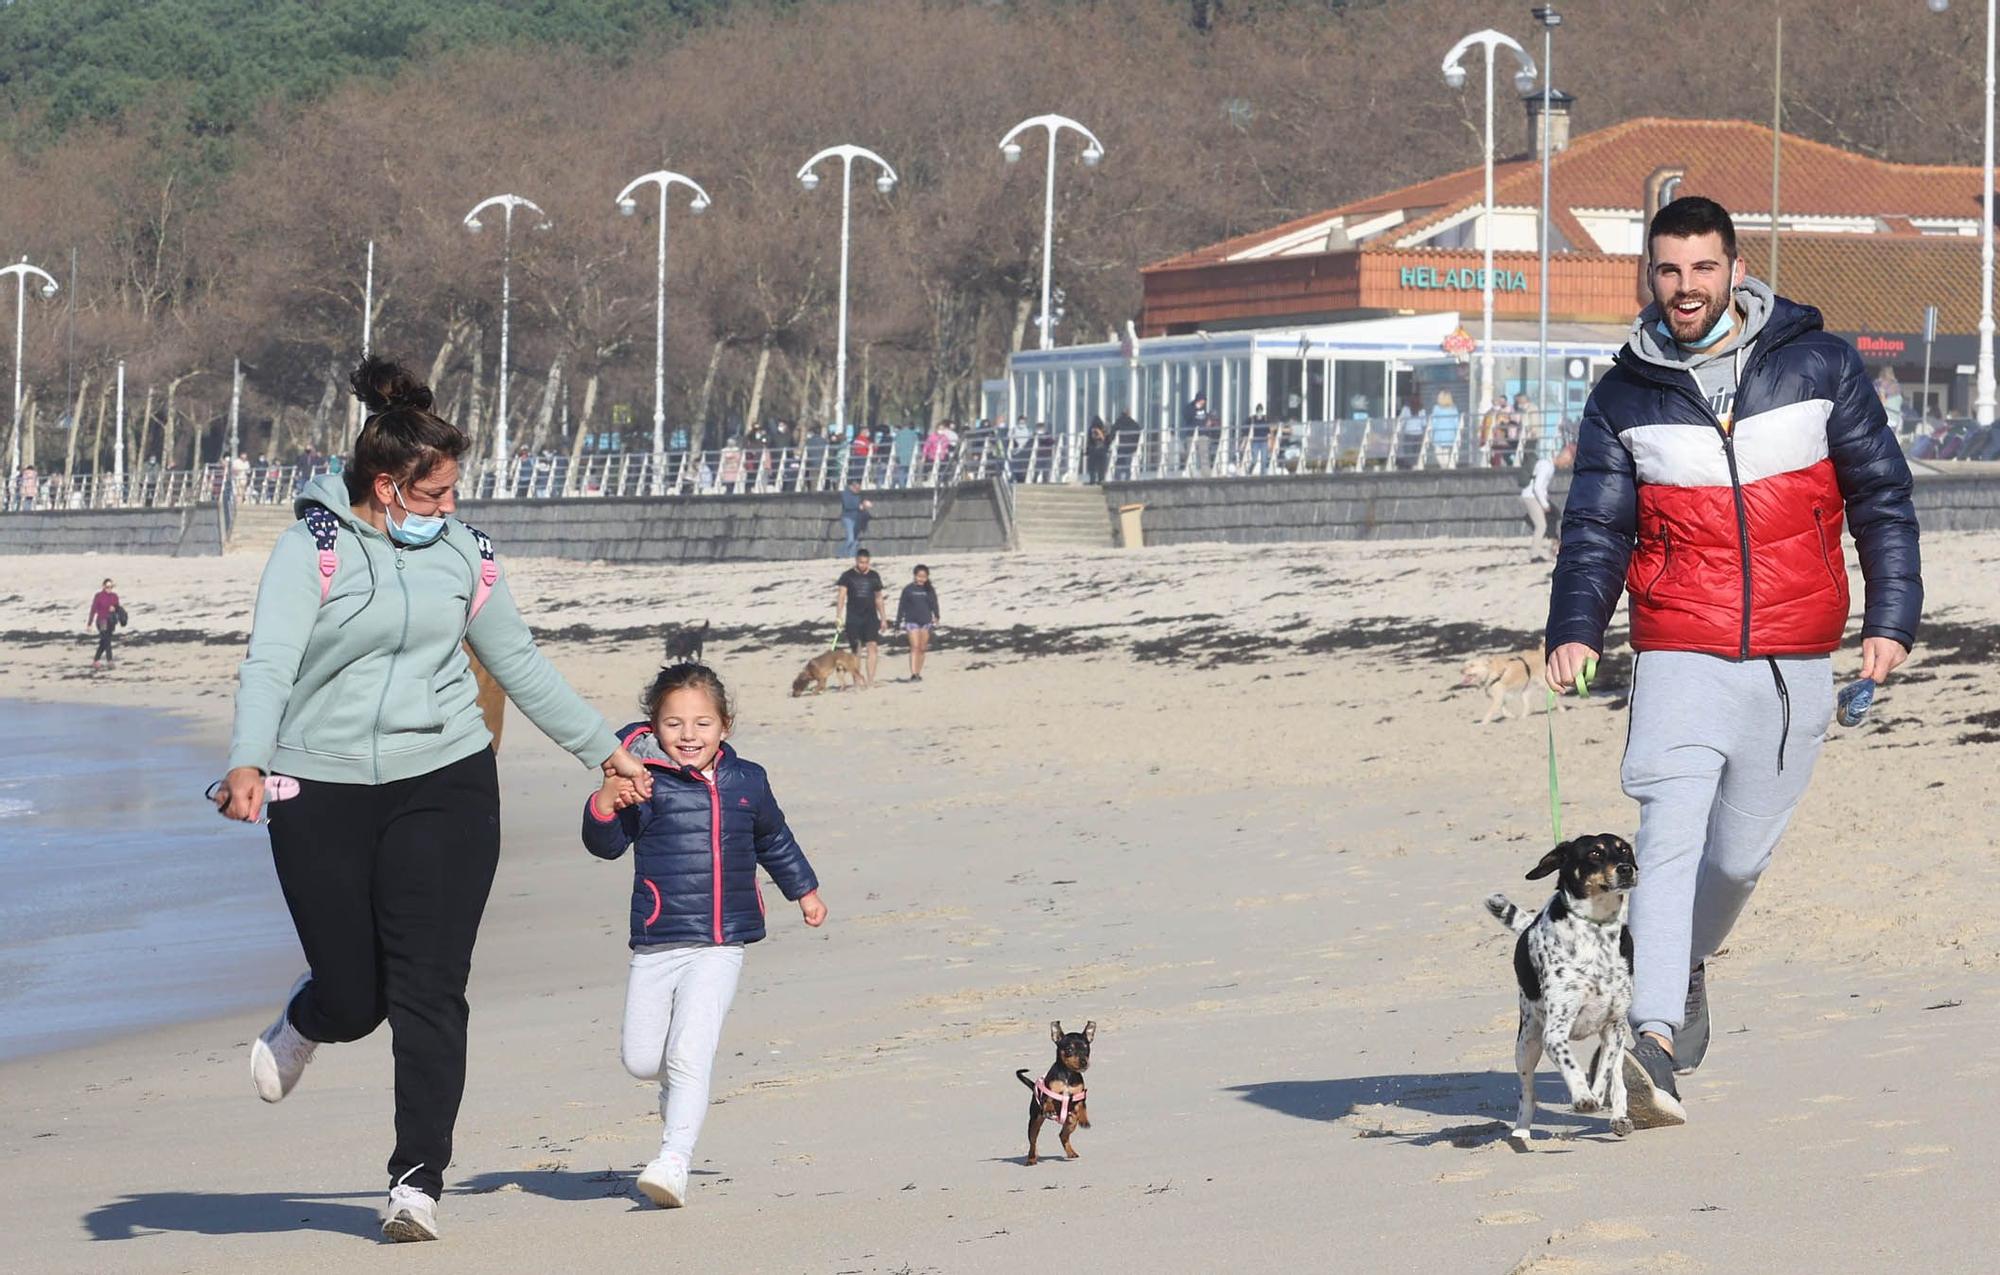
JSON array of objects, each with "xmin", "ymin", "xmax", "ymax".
[{"xmin": 582, "ymin": 663, "xmax": 826, "ymax": 1209}]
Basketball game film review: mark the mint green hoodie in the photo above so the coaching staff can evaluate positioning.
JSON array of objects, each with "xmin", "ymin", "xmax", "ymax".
[{"xmin": 226, "ymin": 473, "xmax": 618, "ymax": 785}]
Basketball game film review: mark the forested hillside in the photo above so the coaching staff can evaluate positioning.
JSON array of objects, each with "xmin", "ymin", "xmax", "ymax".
[{"xmin": 0, "ymin": 0, "xmax": 1980, "ymax": 472}]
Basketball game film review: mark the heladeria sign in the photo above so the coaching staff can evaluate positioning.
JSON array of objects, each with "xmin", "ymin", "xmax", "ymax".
[{"xmin": 1399, "ymin": 265, "xmax": 1530, "ymax": 293}]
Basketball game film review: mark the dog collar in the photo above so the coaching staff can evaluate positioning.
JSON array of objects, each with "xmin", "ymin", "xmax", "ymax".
[{"xmin": 1567, "ymin": 901, "xmax": 1625, "ymax": 928}]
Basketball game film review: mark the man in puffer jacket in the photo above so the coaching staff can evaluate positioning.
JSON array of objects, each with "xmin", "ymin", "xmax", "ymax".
[{"xmin": 1544, "ymin": 197, "xmax": 1921, "ymax": 1129}]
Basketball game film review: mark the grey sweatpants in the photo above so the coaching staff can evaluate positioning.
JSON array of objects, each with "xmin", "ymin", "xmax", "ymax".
[
  {"xmin": 621, "ymin": 943, "xmax": 745, "ymax": 1162},
  {"xmin": 1621, "ymin": 651, "xmax": 1833, "ymax": 1043}
]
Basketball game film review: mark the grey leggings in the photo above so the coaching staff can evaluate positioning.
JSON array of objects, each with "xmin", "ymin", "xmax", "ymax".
[
  {"xmin": 1621, "ymin": 651, "xmax": 1833, "ymax": 1043},
  {"xmin": 621, "ymin": 943, "xmax": 744, "ymax": 1162}
]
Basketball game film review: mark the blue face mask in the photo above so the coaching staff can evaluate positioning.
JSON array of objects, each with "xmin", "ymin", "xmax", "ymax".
[
  {"xmin": 1657, "ymin": 301, "xmax": 1736, "ymax": 350},
  {"xmin": 386, "ymin": 482, "xmax": 447, "ymax": 547}
]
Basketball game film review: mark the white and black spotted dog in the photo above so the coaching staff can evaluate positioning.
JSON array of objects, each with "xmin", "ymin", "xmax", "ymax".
[{"xmin": 1485, "ymin": 833, "xmax": 1638, "ymax": 1147}]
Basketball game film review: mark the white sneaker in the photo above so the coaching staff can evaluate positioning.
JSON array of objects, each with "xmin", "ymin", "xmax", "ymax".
[
  {"xmin": 636, "ymin": 1155, "xmax": 689, "ymax": 1209},
  {"xmin": 250, "ymin": 973, "xmax": 317, "ymax": 1103},
  {"xmin": 381, "ymin": 1183, "xmax": 440, "ymax": 1242}
]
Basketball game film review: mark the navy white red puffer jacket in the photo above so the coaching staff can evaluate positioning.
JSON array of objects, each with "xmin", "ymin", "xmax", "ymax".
[
  {"xmin": 581, "ymin": 726, "xmax": 818, "ymax": 948},
  {"xmin": 1547, "ymin": 292, "xmax": 1921, "ymax": 659}
]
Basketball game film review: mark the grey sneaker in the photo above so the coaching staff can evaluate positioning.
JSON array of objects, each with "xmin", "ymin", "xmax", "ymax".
[
  {"xmin": 1621, "ymin": 1037, "xmax": 1688, "ymax": 1129},
  {"xmin": 1677, "ymin": 963, "xmax": 1709, "ymax": 1075}
]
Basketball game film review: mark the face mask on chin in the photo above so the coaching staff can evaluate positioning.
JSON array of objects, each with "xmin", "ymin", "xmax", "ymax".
[
  {"xmin": 1657, "ymin": 300, "xmax": 1735, "ymax": 351},
  {"xmin": 386, "ymin": 481, "xmax": 447, "ymax": 547}
]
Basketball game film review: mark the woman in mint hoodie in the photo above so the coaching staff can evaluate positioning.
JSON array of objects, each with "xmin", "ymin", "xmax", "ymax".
[{"xmin": 213, "ymin": 358, "xmax": 653, "ymax": 1243}]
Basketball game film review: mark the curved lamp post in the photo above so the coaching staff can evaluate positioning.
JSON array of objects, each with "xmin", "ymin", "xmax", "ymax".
[
  {"xmin": 0, "ymin": 258, "xmax": 59, "ymax": 479},
  {"xmin": 798, "ymin": 145, "xmax": 898, "ymax": 436},
  {"xmin": 999, "ymin": 114, "xmax": 1106, "ymax": 351},
  {"xmin": 463, "ymin": 193, "xmax": 551, "ymax": 492},
  {"xmin": 617, "ymin": 170, "xmax": 712, "ymax": 493},
  {"xmin": 1931, "ymin": 0, "xmax": 1995, "ymax": 427},
  {"xmin": 1443, "ymin": 30, "xmax": 1537, "ymax": 440}
]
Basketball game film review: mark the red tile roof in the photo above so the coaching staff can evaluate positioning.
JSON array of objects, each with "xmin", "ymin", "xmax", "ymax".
[
  {"xmin": 1150, "ymin": 117, "xmax": 1990, "ymax": 271},
  {"xmin": 1737, "ymin": 232, "xmax": 1979, "ymax": 336}
]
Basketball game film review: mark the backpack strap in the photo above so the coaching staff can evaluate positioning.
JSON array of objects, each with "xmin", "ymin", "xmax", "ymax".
[
  {"xmin": 303, "ymin": 506, "xmax": 341, "ymax": 602},
  {"xmin": 462, "ymin": 521, "xmax": 499, "ymax": 622}
]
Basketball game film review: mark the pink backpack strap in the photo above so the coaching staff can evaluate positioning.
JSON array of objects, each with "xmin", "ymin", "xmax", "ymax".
[
  {"xmin": 462, "ymin": 521, "xmax": 499, "ymax": 622},
  {"xmin": 303, "ymin": 506, "xmax": 341, "ymax": 602}
]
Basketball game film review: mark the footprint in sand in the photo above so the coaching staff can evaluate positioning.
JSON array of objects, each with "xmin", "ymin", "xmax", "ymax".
[
  {"xmin": 1435, "ymin": 1167, "xmax": 1489, "ymax": 1184},
  {"xmin": 1899, "ymin": 1145, "xmax": 1952, "ymax": 1156},
  {"xmin": 1478, "ymin": 1209, "xmax": 1542, "ymax": 1225},
  {"xmin": 1548, "ymin": 1219, "xmax": 1654, "ymax": 1243}
]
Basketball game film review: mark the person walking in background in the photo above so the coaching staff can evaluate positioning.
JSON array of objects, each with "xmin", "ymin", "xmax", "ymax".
[
  {"xmin": 1426, "ymin": 389, "xmax": 1460, "ymax": 465},
  {"xmin": 895, "ymin": 563, "xmax": 941, "ymax": 682},
  {"xmin": 1546, "ymin": 196, "xmax": 1921, "ymax": 1129},
  {"xmin": 892, "ymin": 421, "xmax": 921, "ymax": 486},
  {"xmin": 1085, "ymin": 416, "xmax": 1110, "ymax": 485},
  {"xmin": 834, "ymin": 548, "xmax": 888, "ymax": 687},
  {"xmin": 88, "ymin": 577, "xmax": 121, "ymax": 671},
  {"xmin": 583, "ymin": 663, "xmax": 824, "ymax": 1210},
  {"xmin": 1520, "ymin": 434, "xmax": 1573, "ymax": 561},
  {"xmin": 212, "ymin": 356, "xmax": 655, "ymax": 1242},
  {"xmin": 17, "ymin": 463, "xmax": 38, "ymax": 511},
  {"xmin": 838, "ymin": 478, "xmax": 870, "ymax": 558}
]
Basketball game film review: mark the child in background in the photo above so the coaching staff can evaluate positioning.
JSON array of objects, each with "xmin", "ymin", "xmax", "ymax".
[
  {"xmin": 583, "ymin": 663, "xmax": 826, "ymax": 1209},
  {"xmin": 894, "ymin": 564, "xmax": 941, "ymax": 683}
]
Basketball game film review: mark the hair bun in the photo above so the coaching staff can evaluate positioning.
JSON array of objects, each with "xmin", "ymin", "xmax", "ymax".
[{"xmin": 350, "ymin": 356, "xmax": 434, "ymax": 414}]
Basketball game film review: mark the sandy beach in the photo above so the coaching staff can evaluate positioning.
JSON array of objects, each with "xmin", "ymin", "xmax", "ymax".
[{"xmin": 2, "ymin": 532, "xmax": 1997, "ymax": 1274}]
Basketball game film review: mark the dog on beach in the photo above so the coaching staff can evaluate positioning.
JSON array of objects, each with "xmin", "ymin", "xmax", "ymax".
[
  {"xmin": 790, "ymin": 648, "xmax": 861, "ymax": 697},
  {"xmin": 1485, "ymin": 834, "xmax": 1638, "ymax": 1147},
  {"xmin": 1458, "ymin": 649, "xmax": 1558, "ymax": 725},
  {"xmin": 1016, "ymin": 1021, "xmax": 1093, "ymax": 1165},
  {"xmin": 664, "ymin": 620, "xmax": 710, "ymax": 664}
]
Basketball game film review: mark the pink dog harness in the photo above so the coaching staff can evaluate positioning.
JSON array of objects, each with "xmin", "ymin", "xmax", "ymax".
[{"xmin": 1035, "ymin": 1076, "xmax": 1087, "ymax": 1124}]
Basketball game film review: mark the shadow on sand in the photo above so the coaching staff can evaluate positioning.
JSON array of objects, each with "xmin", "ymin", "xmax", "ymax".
[
  {"xmin": 1226, "ymin": 1071, "xmax": 1613, "ymax": 1148},
  {"xmin": 84, "ymin": 1189, "xmax": 383, "ymax": 1242}
]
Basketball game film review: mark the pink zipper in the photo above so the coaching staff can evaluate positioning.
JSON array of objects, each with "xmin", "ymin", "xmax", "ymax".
[{"xmin": 697, "ymin": 769, "xmax": 723, "ymax": 942}]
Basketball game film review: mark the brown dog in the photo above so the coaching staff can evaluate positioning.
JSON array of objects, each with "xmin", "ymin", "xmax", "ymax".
[
  {"xmin": 1458, "ymin": 649, "xmax": 1559, "ymax": 725},
  {"xmin": 791, "ymin": 648, "xmax": 862, "ymax": 697},
  {"xmin": 1016, "ymin": 1021, "xmax": 1093, "ymax": 1165},
  {"xmin": 470, "ymin": 645, "xmax": 506, "ymax": 750}
]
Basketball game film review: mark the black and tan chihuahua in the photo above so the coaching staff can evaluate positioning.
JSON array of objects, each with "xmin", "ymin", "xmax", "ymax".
[{"xmin": 1016, "ymin": 1020, "xmax": 1094, "ymax": 1165}]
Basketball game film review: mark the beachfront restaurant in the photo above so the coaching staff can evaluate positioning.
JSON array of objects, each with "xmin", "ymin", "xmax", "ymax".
[{"xmin": 988, "ymin": 101, "xmax": 1988, "ymax": 475}]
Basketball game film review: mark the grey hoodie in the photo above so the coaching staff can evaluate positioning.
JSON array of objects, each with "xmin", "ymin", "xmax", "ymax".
[{"xmin": 1626, "ymin": 275, "xmax": 1776, "ymax": 425}]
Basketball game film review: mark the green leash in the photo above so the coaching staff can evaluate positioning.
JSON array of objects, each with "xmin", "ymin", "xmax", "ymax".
[{"xmin": 1545, "ymin": 657, "xmax": 1595, "ymax": 843}]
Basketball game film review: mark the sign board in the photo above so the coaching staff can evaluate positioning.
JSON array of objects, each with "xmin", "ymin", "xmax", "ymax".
[
  {"xmin": 1923, "ymin": 305, "xmax": 1939, "ymax": 343},
  {"xmin": 1399, "ymin": 265, "xmax": 1529, "ymax": 294},
  {"xmin": 611, "ymin": 403, "xmax": 633, "ymax": 427}
]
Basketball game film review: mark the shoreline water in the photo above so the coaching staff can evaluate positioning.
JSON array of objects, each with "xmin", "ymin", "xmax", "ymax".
[{"xmin": 0, "ymin": 699, "xmax": 300, "ymax": 1062}]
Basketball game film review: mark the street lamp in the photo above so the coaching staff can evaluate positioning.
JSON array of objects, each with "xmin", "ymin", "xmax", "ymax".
[
  {"xmin": 1443, "ymin": 30, "xmax": 1538, "ymax": 443},
  {"xmin": 999, "ymin": 114, "xmax": 1106, "ymax": 351},
  {"xmin": 1532, "ymin": 5, "xmax": 1561, "ymax": 455},
  {"xmin": 798, "ymin": 145, "xmax": 898, "ymax": 436},
  {"xmin": 1931, "ymin": 0, "xmax": 1995, "ymax": 427},
  {"xmin": 617, "ymin": 169, "xmax": 711, "ymax": 494},
  {"xmin": 463, "ymin": 193, "xmax": 552, "ymax": 494},
  {"xmin": 0, "ymin": 257, "xmax": 59, "ymax": 479}
]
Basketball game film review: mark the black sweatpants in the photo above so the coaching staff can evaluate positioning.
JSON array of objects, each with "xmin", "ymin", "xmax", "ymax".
[
  {"xmin": 93, "ymin": 624, "xmax": 115, "ymax": 664},
  {"xmin": 266, "ymin": 748, "xmax": 502, "ymax": 1200}
]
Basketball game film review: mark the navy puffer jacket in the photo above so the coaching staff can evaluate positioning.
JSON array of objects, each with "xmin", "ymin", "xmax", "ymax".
[
  {"xmin": 581, "ymin": 726, "xmax": 819, "ymax": 948},
  {"xmin": 1549, "ymin": 292, "xmax": 1921, "ymax": 659}
]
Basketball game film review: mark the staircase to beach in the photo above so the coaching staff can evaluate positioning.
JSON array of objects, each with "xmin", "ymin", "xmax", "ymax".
[{"xmin": 1009, "ymin": 484, "xmax": 1113, "ymax": 551}]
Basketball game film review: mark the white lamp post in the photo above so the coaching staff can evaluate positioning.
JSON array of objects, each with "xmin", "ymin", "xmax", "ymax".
[
  {"xmin": 1932, "ymin": 0, "xmax": 1996, "ymax": 426},
  {"xmin": 617, "ymin": 169, "xmax": 712, "ymax": 495},
  {"xmin": 1532, "ymin": 5, "xmax": 1561, "ymax": 455},
  {"xmin": 463, "ymin": 194, "xmax": 552, "ymax": 495},
  {"xmin": 798, "ymin": 145, "xmax": 898, "ymax": 436},
  {"xmin": 362, "ymin": 239, "xmax": 375, "ymax": 359},
  {"xmin": 999, "ymin": 114, "xmax": 1106, "ymax": 351},
  {"xmin": 1443, "ymin": 31, "xmax": 1538, "ymax": 444},
  {"xmin": 1, "ymin": 257, "xmax": 59, "ymax": 478}
]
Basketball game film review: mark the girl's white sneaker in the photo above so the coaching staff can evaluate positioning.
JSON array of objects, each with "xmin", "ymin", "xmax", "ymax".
[
  {"xmin": 250, "ymin": 973, "xmax": 317, "ymax": 1103},
  {"xmin": 636, "ymin": 1156, "xmax": 689, "ymax": 1208},
  {"xmin": 381, "ymin": 1184, "xmax": 439, "ymax": 1242}
]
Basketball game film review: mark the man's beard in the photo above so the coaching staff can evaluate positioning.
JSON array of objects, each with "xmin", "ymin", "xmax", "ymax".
[{"xmin": 1662, "ymin": 288, "xmax": 1729, "ymax": 345}]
